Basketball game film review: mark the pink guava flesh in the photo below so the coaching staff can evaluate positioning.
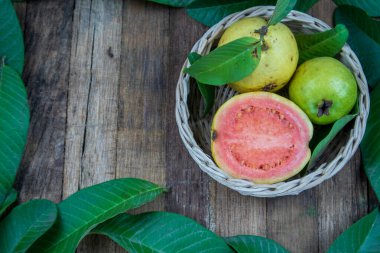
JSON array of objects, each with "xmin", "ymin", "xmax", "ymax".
[{"xmin": 211, "ymin": 92, "xmax": 313, "ymax": 184}]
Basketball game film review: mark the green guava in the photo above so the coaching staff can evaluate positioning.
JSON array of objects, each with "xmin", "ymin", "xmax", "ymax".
[
  {"xmin": 218, "ymin": 17, "xmax": 299, "ymax": 93},
  {"xmin": 289, "ymin": 57, "xmax": 357, "ymax": 125},
  {"xmin": 211, "ymin": 92, "xmax": 313, "ymax": 184}
]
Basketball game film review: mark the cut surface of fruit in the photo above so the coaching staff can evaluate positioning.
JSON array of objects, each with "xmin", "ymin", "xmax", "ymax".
[{"xmin": 211, "ymin": 92, "xmax": 313, "ymax": 184}]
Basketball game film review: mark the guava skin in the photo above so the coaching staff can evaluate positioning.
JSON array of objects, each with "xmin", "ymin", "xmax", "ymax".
[
  {"xmin": 218, "ymin": 17, "xmax": 299, "ymax": 93},
  {"xmin": 289, "ymin": 57, "xmax": 357, "ymax": 125}
]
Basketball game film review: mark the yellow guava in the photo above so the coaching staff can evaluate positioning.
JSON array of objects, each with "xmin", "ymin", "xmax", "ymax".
[
  {"xmin": 289, "ymin": 57, "xmax": 357, "ymax": 125},
  {"xmin": 218, "ymin": 17, "xmax": 299, "ymax": 93}
]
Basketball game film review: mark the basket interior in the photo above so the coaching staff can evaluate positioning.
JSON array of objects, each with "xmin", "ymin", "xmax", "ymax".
[{"xmin": 187, "ymin": 19, "xmax": 356, "ymax": 181}]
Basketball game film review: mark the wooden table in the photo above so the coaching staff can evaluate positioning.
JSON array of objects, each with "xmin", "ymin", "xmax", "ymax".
[{"xmin": 13, "ymin": 1, "xmax": 376, "ymax": 252}]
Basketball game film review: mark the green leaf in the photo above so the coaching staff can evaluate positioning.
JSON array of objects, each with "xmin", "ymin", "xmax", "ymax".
[
  {"xmin": 0, "ymin": 188, "xmax": 17, "ymax": 216},
  {"xmin": 0, "ymin": 0, "xmax": 25, "ymax": 74},
  {"xmin": 328, "ymin": 208, "xmax": 380, "ymax": 253},
  {"xmin": 28, "ymin": 178, "xmax": 165, "ymax": 253},
  {"xmin": 188, "ymin": 52, "xmax": 215, "ymax": 116},
  {"xmin": 268, "ymin": 0, "xmax": 297, "ymax": 26},
  {"xmin": 225, "ymin": 235, "xmax": 289, "ymax": 253},
  {"xmin": 148, "ymin": 0, "xmax": 194, "ymax": 7},
  {"xmin": 186, "ymin": 0, "xmax": 316, "ymax": 27},
  {"xmin": 361, "ymin": 84, "xmax": 380, "ymax": 201},
  {"xmin": 308, "ymin": 114, "xmax": 356, "ymax": 169},
  {"xmin": 0, "ymin": 63, "xmax": 29, "ymax": 210},
  {"xmin": 333, "ymin": 0, "xmax": 380, "ymax": 17},
  {"xmin": 295, "ymin": 24, "xmax": 349, "ymax": 64},
  {"xmin": 334, "ymin": 6, "xmax": 380, "ymax": 88},
  {"xmin": 0, "ymin": 199, "xmax": 57, "ymax": 253},
  {"xmin": 184, "ymin": 37, "xmax": 261, "ymax": 85},
  {"xmin": 92, "ymin": 212, "xmax": 234, "ymax": 253}
]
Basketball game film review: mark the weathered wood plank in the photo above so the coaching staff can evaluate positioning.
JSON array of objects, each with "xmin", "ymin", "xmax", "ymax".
[
  {"xmin": 165, "ymin": 9, "xmax": 212, "ymax": 226},
  {"xmin": 15, "ymin": 0, "xmax": 74, "ymax": 203},
  {"xmin": 65, "ymin": 0, "xmax": 123, "ymax": 252}
]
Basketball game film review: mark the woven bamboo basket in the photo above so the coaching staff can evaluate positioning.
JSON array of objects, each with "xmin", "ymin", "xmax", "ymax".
[{"xmin": 175, "ymin": 6, "xmax": 370, "ymax": 197}]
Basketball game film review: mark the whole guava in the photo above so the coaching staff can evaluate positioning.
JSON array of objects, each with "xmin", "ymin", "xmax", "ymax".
[
  {"xmin": 218, "ymin": 17, "xmax": 298, "ymax": 93},
  {"xmin": 289, "ymin": 57, "xmax": 357, "ymax": 125}
]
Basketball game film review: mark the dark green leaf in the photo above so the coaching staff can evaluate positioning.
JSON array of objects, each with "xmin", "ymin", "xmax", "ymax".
[
  {"xmin": 186, "ymin": 0, "xmax": 277, "ymax": 27},
  {"xmin": 92, "ymin": 212, "xmax": 234, "ymax": 253},
  {"xmin": 0, "ymin": 64, "xmax": 29, "ymax": 211},
  {"xmin": 0, "ymin": 0, "xmax": 24, "ymax": 74},
  {"xmin": 225, "ymin": 235, "xmax": 289, "ymax": 253},
  {"xmin": 268, "ymin": 0, "xmax": 297, "ymax": 26},
  {"xmin": 28, "ymin": 178, "xmax": 165, "ymax": 253},
  {"xmin": 0, "ymin": 199, "xmax": 57, "ymax": 253},
  {"xmin": 186, "ymin": 0, "xmax": 316, "ymax": 27},
  {"xmin": 361, "ymin": 84, "xmax": 380, "ymax": 201},
  {"xmin": 148, "ymin": 0, "xmax": 194, "ymax": 7},
  {"xmin": 188, "ymin": 52, "xmax": 215, "ymax": 116},
  {"xmin": 334, "ymin": 6, "xmax": 380, "ymax": 88},
  {"xmin": 184, "ymin": 37, "xmax": 261, "ymax": 85},
  {"xmin": 296, "ymin": 24, "xmax": 349, "ymax": 64},
  {"xmin": 308, "ymin": 114, "xmax": 356, "ymax": 169},
  {"xmin": 0, "ymin": 188, "xmax": 17, "ymax": 216},
  {"xmin": 333, "ymin": 0, "xmax": 380, "ymax": 17},
  {"xmin": 328, "ymin": 208, "xmax": 380, "ymax": 253}
]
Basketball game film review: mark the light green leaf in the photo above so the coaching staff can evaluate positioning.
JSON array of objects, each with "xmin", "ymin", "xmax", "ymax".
[
  {"xmin": 308, "ymin": 114, "xmax": 356, "ymax": 169},
  {"xmin": 0, "ymin": 199, "xmax": 57, "ymax": 253},
  {"xmin": 328, "ymin": 208, "xmax": 380, "ymax": 253},
  {"xmin": 184, "ymin": 37, "xmax": 261, "ymax": 85},
  {"xmin": 0, "ymin": 188, "xmax": 17, "ymax": 216},
  {"xmin": 296, "ymin": 24, "xmax": 349, "ymax": 64},
  {"xmin": 361, "ymin": 83, "xmax": 380, "ymax": 201},
  {"xmin": 188, "ymin": 52, "xmax": 215, "ymax": 116},
  {"xmin": 92, "ymin": 212, "xmax": 234, "ymax": 253},
  {"xmin": 0, "ymin": 63, "xmax": 29, "ymax": 210},
  {"xmin": 268, "ymin": 0, "xmax": 297, "ymax": 26},
  {"xmin": 225, "ymin": 235, "xmax": 289, "ymax": 253},
  {"xmin": 186, "ymin": 0, "xmax": 317, "ymax": 27},
  {"xmin": 333, "ymin": 0, "xmax": 380, "ymax": 17},
  {"xmin": 0, "ymin": 0, "xmax": 24, "ymax": 74},
  {"xmin": 148, "ymin": 0, "xmax": 194, "ymax": 7},
  {"xmin": 334, "ymin": 6, "xmax": 380, "ymax": 88},
  {"xmin": 28, "ymin": 178, "xmax": 165, "ymax": 253}
]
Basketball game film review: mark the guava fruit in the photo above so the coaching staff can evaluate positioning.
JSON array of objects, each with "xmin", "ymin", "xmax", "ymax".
[
  {"xmin": 289, "ymin": 57, "xmax": 357, "ymax": 125},
  {"xmin": 218, "ymin": 17, "xmax": 298, "ymax": 93},
  {"xmin": 211, "ymin": 92, "xmax": 313, "ymax": 184}
]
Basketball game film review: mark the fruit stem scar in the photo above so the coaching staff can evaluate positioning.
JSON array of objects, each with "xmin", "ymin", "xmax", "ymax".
[
  {"xmin": 254, "ymin": 25, "xmax": 268, "ymax": 42},
  {"xmin": 317, "ymin": 99, "xmax": 333, "ymax": 117}
]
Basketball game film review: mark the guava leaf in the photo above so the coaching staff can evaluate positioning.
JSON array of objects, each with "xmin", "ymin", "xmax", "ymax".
[
  {"xmin": 224, "ymin": 235, "xmax": 289, "ymax": 253},
  {"xmin": 0, "ymin": 0, "xmax": 24, "ymax": 74},
  {"xmin": 295, "ymin": 24, "xmax": 349, "ymax": 64},
  {"xmin": 186, "ymin": 0, "xmax": 317, "ymax": 27},
  {"xmin": 361, "ymin": 84, "xmax": 380, "ymax": 201},
  {"xmin": 0, "ymin": 188, "xmax": 17, "ymax": 216},
  {"xmin": 328, "ymin": 208, "xmax": 380, "ymax": 253},
  {"xmin": 28, "ymin": 178, "xmax": 165, "ymax": 253},
  {"xmin": 334, "ymin": 6, "xmax": 380, "ymax": 88},
  {"xmin": 188, "ymin": 52, "xmax": 215, "ymax": 116},
  {"xmin": 308, "ymin": 114, "xmax": 357, "ymax": 169},
  {"xmin": 184, "ymin": 37, "xmax": 261, "ymax": 85},
  {"xmin": 0, "ymin": 199, "xmax": 57, "ymax": 253},
  {"xmin": 268, "ymin": 0, "xmax": 297, "ymax": 26},
  {"xmin": 333, "ymin": 0, "xmax": 380, "ymax": 17},
  {"xmin": 148, "ymin": 0, "xmax": 194, "ymax": 7},
  {"xmin": 0, "ymin": 63, "xmax": 29, "ymax": 212},
  {"xmin": 92, "ymin": 212, "xmax": 234, "ymax": 253}
]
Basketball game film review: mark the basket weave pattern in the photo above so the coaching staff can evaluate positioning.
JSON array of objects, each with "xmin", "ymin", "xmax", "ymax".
[{"xmin": 175, "ymin": 6, "xmax": 370, "ymax": 197}]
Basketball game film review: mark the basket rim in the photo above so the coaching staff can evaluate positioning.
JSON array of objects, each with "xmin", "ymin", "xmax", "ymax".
[{"xmin": 175, "ymin": 6, "xmax": 370, "ymax": 197}]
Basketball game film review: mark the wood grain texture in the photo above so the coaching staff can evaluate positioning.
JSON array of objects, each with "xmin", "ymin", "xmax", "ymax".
[{"xmin": 13, "ymin": 0, "xmax": 373, "ymax": 252}]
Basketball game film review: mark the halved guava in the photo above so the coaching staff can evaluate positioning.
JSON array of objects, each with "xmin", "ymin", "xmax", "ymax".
[{"xmin": 211, "ymin": 92, "xmax": 313, "ymax": 184}]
